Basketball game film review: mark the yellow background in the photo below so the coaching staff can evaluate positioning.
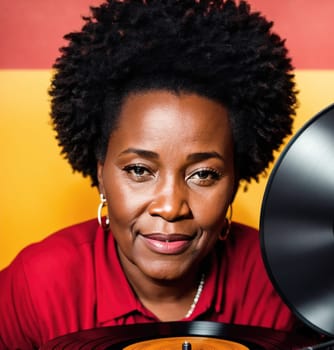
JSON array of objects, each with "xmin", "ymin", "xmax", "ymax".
[{"xmin": 0, "ymin": 70, "xmax": 333, "ymax": 269}]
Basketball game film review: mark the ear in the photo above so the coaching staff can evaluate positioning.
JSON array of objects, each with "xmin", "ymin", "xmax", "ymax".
[{"xmin": 97, "ymin": 161, "xmax": 105, "ymax": 195}]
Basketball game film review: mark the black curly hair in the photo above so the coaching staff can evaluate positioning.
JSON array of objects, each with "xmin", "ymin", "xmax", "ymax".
[{"xmin": 50, "ymin": 0, "xmax": 297, "ymax": 187}]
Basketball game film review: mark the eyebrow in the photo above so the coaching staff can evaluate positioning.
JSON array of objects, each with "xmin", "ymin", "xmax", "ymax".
[
  {"xmin": 118, "ymin": 148, "xmax": 159, "ymax": 159},
  {"xmin": 187, "ymin": 152, "xmax": 225, "ymax": 163},
  {"xmin": 119, "ymin": 148, "xmax": 224, "ymax": 163}
]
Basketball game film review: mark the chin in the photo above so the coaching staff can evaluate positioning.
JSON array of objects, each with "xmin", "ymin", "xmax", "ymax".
[{"xmin": 139, "ymin": 261, "xmax": 191, "ymax": 282}]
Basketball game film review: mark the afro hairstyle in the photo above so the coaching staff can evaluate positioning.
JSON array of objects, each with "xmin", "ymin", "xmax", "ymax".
[{"xmin": 49, "ymin": 0, "xmax": 297, "ymax": 187}]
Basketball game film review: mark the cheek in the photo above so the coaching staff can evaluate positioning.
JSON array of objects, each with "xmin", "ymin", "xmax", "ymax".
[
  {"xmin": 191, "ymin": 196, "xmax": 227, "ymax": 232},
  {"xmin": 192, "ymin": 183, "xmax": 233, "ymax": 233},
  {"xmin": 104, "ymin": 178, "xmax": 149, "ymax": 227}
]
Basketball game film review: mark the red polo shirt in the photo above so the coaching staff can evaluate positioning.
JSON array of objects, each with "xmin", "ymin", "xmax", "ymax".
[{"xmin": 0, "ymin": 219, "xmax": 298, "ymax": 349}]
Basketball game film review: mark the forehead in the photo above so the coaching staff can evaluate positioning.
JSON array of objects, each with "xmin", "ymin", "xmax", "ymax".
[{"xmin": 108, "ymin": 90, "xmax": 233, "ymax": 157}]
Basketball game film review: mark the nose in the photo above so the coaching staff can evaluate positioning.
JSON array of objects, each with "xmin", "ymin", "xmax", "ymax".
[{"xmin": 148, "ymin": 179, "xmax": 192, "ymax": 221}]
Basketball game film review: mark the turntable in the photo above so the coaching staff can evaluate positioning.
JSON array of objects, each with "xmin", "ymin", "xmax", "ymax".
[{"xmin": 41, "ymin": 104, "xmax": 334, "ymax": 349}]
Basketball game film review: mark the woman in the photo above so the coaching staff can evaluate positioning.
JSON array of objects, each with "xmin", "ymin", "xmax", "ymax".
[{"xmin": 0, "ymin": 0, "xmax": 304, "ymax": 348}]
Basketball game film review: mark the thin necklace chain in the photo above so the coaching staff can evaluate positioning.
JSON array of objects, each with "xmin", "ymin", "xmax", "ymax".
[{"xmin": 184, "ymin": 273, "xmax": 205, "ymax": 318}]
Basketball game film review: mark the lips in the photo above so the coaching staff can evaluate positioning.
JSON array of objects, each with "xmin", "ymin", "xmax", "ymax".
[{"xmin": 139, "ymin": 233, "xmax": 194, "ymax": 255}]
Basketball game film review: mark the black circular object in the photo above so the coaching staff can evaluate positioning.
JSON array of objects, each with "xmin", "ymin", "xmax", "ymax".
[
  {"xmin": 260, "ymin": 104, "xmax": 334, "ymax": 337},
  {"xmin": 40, "ymin": 321, "xmax": 310, "ymax": 349}
]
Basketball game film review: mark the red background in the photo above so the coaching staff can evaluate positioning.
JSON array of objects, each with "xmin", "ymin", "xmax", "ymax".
[{"xmin": 1, "ymin": 0, "xmax": 334, "ymax": 69}]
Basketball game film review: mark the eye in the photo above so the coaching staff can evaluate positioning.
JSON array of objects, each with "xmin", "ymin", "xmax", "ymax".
[
  {"xmin": 187, "ymin": 168, "xmax": 222, "ymax": 186},
  {"xmin": 122, "ymin": 164, "xmax": 154, "ymax": 182}
]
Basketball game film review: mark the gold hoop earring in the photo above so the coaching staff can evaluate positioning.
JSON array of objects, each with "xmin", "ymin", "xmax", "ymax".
[
  {"xmin": 97, "ymin": 193, "xmax": 110, "ymax": 231},
  {"xmin": 219, "ymin": 205, "xmax": 232, "ymax": 241}
]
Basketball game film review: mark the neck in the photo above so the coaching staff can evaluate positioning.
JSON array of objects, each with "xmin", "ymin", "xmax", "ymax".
[
  {"xmin": 118, "ymin": 251, "xmax": 204, "ymax": 321},
  {"xmin": 134, "ymin": 274, "xmax": 203, "ymax": 321},
  {"xmin": 126, "ymin": 261, "xmax": 201, "ymax": 301}
]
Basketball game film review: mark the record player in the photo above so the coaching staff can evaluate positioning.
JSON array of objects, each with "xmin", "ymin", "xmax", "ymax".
[{"xmin": 41, "ymin": 104, "xmax": 334, "ymax": 349}]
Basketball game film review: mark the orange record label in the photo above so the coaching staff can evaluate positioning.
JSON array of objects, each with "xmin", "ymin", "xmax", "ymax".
[{"xmin": 124, "ymin": 336, "xmax": 249, "ymax": 350}]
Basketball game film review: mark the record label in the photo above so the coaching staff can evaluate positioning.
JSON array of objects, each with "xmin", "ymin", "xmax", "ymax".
[{"xmin": 124, "ymin": 336, "xmax": 248, "ymax": 350}]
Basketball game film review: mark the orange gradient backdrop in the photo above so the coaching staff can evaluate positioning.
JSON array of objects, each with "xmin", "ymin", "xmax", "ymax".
[{"xmin": 1, "ymin": 0, "xmax": 334, "ymax": 269}]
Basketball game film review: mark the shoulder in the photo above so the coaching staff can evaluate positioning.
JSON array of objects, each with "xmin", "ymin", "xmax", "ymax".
[
  {"xmin": 231, "ymin": 221, "xmax": 259, "ymax": 236},
  {"xmin": 217, "ymin": 221, "xmax": 271, "ymax": 297},
  {"xmin": 22, "ymin": 218, "xmax": 99, "ymax": 262},
  {"xmin": 0, "ymin": 219, "xmax": 102, "ymax": 347},
  {"xmin": 37, "ymin": 217, "xmax": 99, "ymax": 247},
  {"xmin": 227, "ymin": 221, "xmax": 260, "ymax": 252},
  {"xmin": 1, "ymin": 218, "xmax": 101, "ymax": 320},
  {"xmin": 217, "ymin": 222, "xmax": 298, "ymax": 330},
  {"xmin": 3, "ymin": 218, "xmax": 100, "ymax": 284}
]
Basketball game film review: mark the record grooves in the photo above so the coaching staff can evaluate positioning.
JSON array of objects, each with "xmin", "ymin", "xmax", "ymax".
[
  {"xmin": 40, "ymin": 321, "xmax": 313, "ymax": 350},
  {"xmin": 260, "ymin": 104, "xmax": 334, "ymax": 337}
]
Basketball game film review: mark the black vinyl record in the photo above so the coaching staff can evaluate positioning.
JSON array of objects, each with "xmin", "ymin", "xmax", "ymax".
[
  {"xmin": 260, "ymin": 104, "xmax": 334, "ymax": 337},
  {"xmin": 40, "ymin": 321, "xmax": 311, "ymax": 350}
]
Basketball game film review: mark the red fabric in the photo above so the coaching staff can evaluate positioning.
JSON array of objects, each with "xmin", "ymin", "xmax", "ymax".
[{"xmin": 0, "ymin": 219, "xmax": 298, "ymax": 349}]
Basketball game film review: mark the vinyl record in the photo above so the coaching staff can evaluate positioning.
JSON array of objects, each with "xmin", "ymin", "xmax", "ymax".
[
  {"xmin": 260, "ymin": 104, "xmax": 334, "ymax": 337},
  {"xmin": 40, "ymin": 321, "xmax": 311, "ymax": 350}
]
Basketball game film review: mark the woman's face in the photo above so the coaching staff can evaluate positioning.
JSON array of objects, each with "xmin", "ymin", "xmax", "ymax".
[{"xmin": 98, "ymin": 90, "xmax": 235, "ymax": 282}]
